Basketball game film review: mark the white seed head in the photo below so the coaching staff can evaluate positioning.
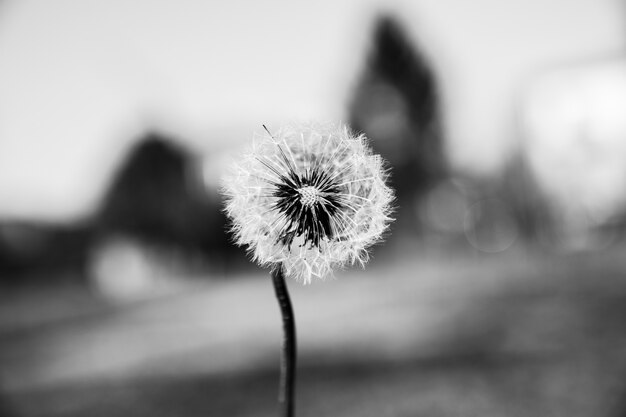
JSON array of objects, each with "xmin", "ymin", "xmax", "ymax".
[{"xmin": 221, "ymin": 122, "xmax": 395, "ymax": 283}]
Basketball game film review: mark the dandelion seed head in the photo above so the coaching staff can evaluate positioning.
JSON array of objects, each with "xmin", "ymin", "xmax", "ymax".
[
  {"xmin": 297, "ymin": 186, "xmax": 321, "ymax": 207},
  {"xmin": 222, "ymin": 122, "xmax": 394, "ymax": 283}
]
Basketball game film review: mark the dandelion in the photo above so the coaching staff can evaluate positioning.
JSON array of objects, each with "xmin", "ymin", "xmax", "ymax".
[
  {"xmin": 221, "ymin": 122, "xmax": 394, "ymax": 417},
  {"xmin": 223, "ymin": 122, "xmax": 394, "ymax": 283}
]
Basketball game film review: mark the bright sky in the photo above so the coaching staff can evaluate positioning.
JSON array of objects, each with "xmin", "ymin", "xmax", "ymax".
[{"xmin": 0, "ymin": 0, "xmax": 623, "ymax": 221}]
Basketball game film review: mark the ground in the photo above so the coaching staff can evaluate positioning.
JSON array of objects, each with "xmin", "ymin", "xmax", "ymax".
[{"xmin": 1, "ymin": 244, "xmax": 626, "ymax": 416}]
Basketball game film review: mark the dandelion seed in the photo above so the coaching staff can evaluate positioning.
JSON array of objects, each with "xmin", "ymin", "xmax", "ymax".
[{"xmin": 222, "ymin": 122, "xmax": 394, "ymax": 283}]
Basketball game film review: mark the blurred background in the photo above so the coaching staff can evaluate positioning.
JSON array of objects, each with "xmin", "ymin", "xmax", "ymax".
[{"xmin": 1, "ymin": 0, "xmax": 626, "ymax": 416}]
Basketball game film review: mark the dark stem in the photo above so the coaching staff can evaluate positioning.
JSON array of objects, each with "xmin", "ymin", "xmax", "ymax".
[{"xmin": 271, "ymin": 264, "xmax": 297, "ymax": 417}]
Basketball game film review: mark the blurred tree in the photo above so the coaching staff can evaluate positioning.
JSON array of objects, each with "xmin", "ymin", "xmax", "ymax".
[
  {"xmin": 495, "ymin": 154, "xmax": 555, "ymax": 243},
  {"xmin": 95, "ymin": 133, "xmax": 244, "ymax": 272},
  {"xmin": 0, "ymin": 222, "xmax": 91, "ymax": 281},
  {"xmin": 349, "ymin": 15, "xmax": 446, "ymax": 234}
]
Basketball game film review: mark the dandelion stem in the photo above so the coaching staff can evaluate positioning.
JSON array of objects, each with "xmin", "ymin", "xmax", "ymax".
[{"xmin": 271, "ymin": 264, "xmax": 297, "ymax": 417}]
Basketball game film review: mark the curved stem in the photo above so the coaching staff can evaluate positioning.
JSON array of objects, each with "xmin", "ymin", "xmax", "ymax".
[{"xmin": 271, "ymin": 264, "xmax": 297, "ymax": 417}]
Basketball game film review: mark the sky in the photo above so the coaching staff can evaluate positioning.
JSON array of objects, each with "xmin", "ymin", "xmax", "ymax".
[{"xmin": 0, "ymin": 0, "xmax": 623, "ymax": 221}]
